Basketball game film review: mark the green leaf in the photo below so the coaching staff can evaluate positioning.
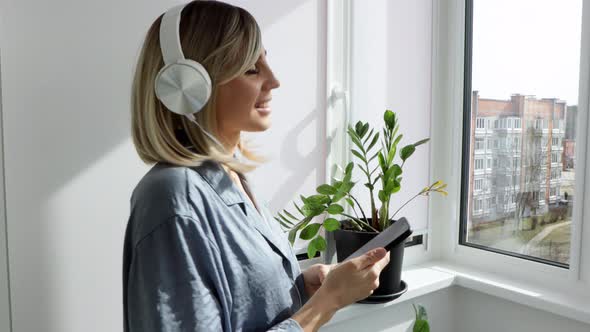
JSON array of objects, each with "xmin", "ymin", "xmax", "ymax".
[
  {"xmin": 345, "ymin": 197, "xmax": 354, "ymax": 207},
  {"xmin": 317, "ymin": 184, "xmax": 337, "ymax": 195},
  {"xmin": 327, "ymin": 204, "xmax": 344, "ymax": 214},
  {"xmin": 368, "ymin": 151, "xmax": 380, "ymax": 162},
  {"xmin": 378, "ymin": 190, "xmax": 387, "ymax": 202},
  {"xmin": 367, "ymin": 132, "xmax": 380, "ymax": 151},
  {"xmin": 384, "ymin": 110, "xmax": 396, "ymax": 130},
  {"xmin": 288, "ymin": 228, "xmax": 297, "ymax": 245},
  {"xmin": 348, "ymin": 127, "xmax": 365, "ymax": 153},
  {"xmin": 358, "ymin": 163, "xmax": 370, "ymax": 178},
  {"xmin": 311, "ymin": 235, "xmax": 327, "ymax": 251},
  {"xmin": 413, "ymin": 319, "xmax": 429, "ymax": 332},
  {"xmin": 370, "ymin": 165, "xmax": 380, "ymax": 176},
  {"xmin": 359, "ymin": 122, "xmax": 369, "ymax": 138},
  {"xmin": 274, "ymin": 217, "xmax": 293, "ymax": 230},
  {"xmin": 307, "ymin": 241, "xmax": 318, "ymax": 259},
  {"xmin": 283, "ymin": 209, "xmax": 299, "ymax": 221},
  {"xmin": 302, "ymin": 204, "xmax": 326, "ymax": 217},
  {"xmin": 306, "ymin": 194, "xmax": 330, "ymax": 206},
  {"xmin": 400, "ymin": 144, "xmax": 416, "ymax": 162},
  {"xmin": 363, "ymin": 128, "xmax": 375, "ymax": 145},
  {"xmin": 378, "ymin": 152, "xmax": 386, "ymax": 171},
  {"xmin": 293, "ymin": 202, "xmax": 304, "ymax": 216},
  {"xmin": 384, "ymin": 178, "xmax": 396, "ymax": 194},
  {"xmin": 345, "ymin": 162, "xmax": 354, "ymax": 175},
  {"xmin": 394, "ymin": 133, "xmax": 403, "ymax": 148},
  {"xmin": 352, "ymin": 149, "xmax": 367, "ymax": 163},
  {"xmin": 392, "ymin": 164, "xmax": 402, "ymax": 177},
  {"xmin": 355, "ymin": 121, "xmax": 364, "ymax": 136},
  {"xmin": 278, "ymin": 213, "xmax": 295, "ymax": 226},
  {"xmin": 387, "ymin": 144, "xmax": 396, "ymax": 165},
  {"xmin": 300, "ymin": 223, "xmax": 321, "ymax": 240},
  {"xmin": 414, "ymin": 138, "xmax": 430, "ymax": 147},
  {"xmin": 323, "ymin": 218, "xmax": 341, "ymax": 231}
]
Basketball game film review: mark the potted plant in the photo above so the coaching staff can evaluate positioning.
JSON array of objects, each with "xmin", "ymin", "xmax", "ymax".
[
  {"xmin": 274, "ymin": 110, "xmax": 447, "ymax": 303},
  {"xmin": 412, "ymin": 303, "xmax": 430, "ymax": 332}
]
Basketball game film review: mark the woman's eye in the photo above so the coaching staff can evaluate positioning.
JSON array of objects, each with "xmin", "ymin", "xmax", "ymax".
[{"xmin": 246, "ymin": 67, "xmax": 260, "ymax": 75}]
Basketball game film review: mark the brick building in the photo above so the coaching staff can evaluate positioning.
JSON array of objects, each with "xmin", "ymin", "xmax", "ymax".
[{"xmin": 469, "ymin": 92, "xmax": 566, "ymax": 225}]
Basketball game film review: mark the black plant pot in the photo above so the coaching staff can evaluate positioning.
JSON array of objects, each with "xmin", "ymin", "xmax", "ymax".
[{"xmin": 333, "ymin": 219, "xmax": 410, "ymax": 304}]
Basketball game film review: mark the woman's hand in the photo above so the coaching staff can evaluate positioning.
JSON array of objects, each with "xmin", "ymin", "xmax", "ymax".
[
  {"xmin": 302, "ymin": 263, "xmax": 334, "ymax": 297},
  {"xmin": 315, "ymin": 248, "xmax": 390, "ymax": 310},
  {"xmin": 291, "ymin": 249, "xmax": 390, "ymax": 331}
]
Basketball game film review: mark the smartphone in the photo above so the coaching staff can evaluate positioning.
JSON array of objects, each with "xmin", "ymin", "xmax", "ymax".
[{"xmin": 343, "ymin": 217, "xmax": 413, "ymax": 262}]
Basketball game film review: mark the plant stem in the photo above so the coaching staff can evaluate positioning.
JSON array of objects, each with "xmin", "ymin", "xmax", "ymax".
[
  {"xmin": 342, "ymin": 213, "xmax": 379, "ymax": 232},
  {"xmin": 390, "ymin": 191, "xmax": 422, "ymax": 221},
  {"xmin": 347, "ymin": 194, "xmax": 368, "ymax": 223}
]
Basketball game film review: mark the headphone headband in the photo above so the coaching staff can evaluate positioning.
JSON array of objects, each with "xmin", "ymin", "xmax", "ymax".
[{"xmin": 159, "ymin": 3, "xmax": 187, "ymax": 65}]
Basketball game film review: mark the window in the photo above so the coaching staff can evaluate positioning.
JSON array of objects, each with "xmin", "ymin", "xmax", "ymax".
[
  {"xmin": 487, "ymin": 157, "xmax": 492, "ymax": 169},
  {"xmin": 474, "ymin": 158, "xmax": 484, "ymax": 170},
  {"xmin": 513, "ymin": 137, "xmax": 520, "ymax": 150},
  {"xmin": 473, "ymin": 199, "xmax": 483, "ymax": 212},
  {"xmin": 476, "ymin": 117, "xmax": 486, "ymax": 129},
  {"xmin": 551, "ymin": 168, "xmax": 561, "ymax": 180},
  {"xmin": 475, "ymin": 138, "xmax": 484, "ymax": 150},
  {"xmin": 512, "ymin": 157, "xmax": 520, "ymax": 169},
  {"xmin": 474, "ymin": 178, "xmax": 484, "ymax": 191},
  {"xmin": 460, "ymin": 0, "xmax": 581, "ymax": 267}
]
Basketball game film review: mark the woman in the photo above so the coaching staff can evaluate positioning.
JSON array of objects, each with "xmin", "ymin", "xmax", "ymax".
[{"xmin": 123, "ymin": 1, "xmax": 391, "ymax": 331}]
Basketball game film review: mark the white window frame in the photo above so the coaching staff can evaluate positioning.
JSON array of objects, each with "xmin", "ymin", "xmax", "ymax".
[{"xmin": 429, "ymin": 0, "xmax": 590, "ymax": 296}]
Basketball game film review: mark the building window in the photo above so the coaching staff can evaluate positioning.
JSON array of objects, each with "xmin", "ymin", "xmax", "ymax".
[
  {"xmin": 460, "ymin": 0, "xmax": 580, "ymax": 267},
  {"xmin": 474, "ymin": 178, "xmax": 484, "ymax": 191},
  {"xmin": 473, "ymin": 199, "xmax": 483, "ymax": 212},
  {"xmin": 474, "ymin": 158, "xmax": 484, "ymax": 170},
  {"xmin": 476, "ymin": 117, "xmax": 486, "ymax": 129},
  {"xmin": 475, "ymin": 137, "xmax": 485, "ymax": 150},
  {"xmin": 513, "ymin": 137, "xmax": 520, "ymax": 150}
]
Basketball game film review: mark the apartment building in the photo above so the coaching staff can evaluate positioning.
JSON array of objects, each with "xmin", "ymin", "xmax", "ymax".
[{"xmin": 469, "ymin": 92, "xmax": 566, "ymax": 224}]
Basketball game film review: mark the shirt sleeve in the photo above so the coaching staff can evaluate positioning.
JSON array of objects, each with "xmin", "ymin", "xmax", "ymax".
[{"xmin": 125, "ymin": 215, "xmax": 304, "ymax": 332}]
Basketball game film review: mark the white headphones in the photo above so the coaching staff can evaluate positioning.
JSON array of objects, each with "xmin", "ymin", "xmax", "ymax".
[{"xmin": 154, "ymin": 2, "xmax": 226, "ymax": 150}]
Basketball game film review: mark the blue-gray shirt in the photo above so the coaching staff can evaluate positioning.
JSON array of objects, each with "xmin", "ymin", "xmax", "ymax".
[{"xmin": 123, "ymin": 160, "xmax": 309, "ymax": 331}]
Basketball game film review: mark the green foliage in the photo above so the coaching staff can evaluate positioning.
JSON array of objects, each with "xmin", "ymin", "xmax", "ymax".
[
  {"xmin": 275, "ymin": 109, "xmax": 446, "ymax": 258},
  {"xmin": 412, "ymin": 304, "xmax": 430, "ymax": 332}
]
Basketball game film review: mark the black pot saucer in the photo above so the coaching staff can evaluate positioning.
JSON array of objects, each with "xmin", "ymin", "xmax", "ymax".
[{"xmin": 357, "ymin": 280, "xmax": 408, "ymax": 304}]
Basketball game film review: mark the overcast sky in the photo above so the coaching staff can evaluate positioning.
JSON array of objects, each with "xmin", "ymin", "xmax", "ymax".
[{"xmin": 472, "ymin": 0, "xmax": 583, "ymax": 105}]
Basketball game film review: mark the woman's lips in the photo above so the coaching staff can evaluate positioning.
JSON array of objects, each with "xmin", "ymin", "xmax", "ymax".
[
  {"xmin": 256, "ymin": 107, "xmax": 272, "ymax": 114},
  {"xmin": 255, "ymin": 102, "xmax": 271, "ymax": 114}
]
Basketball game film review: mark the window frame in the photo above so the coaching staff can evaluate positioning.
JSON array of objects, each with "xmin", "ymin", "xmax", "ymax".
[{"xmin": 430, "ymin": 0, "xmax": 590, "ymax": 295}]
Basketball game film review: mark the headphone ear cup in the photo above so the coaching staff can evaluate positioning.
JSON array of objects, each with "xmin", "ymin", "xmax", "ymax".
[{"xmin": 154, "ymin": 59, "xmax": 212, "ymax": 115}]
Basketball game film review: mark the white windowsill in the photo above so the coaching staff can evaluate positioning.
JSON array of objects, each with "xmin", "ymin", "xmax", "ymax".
[{"xmin": 323, "ymin": 261, "xmax": 590, "ymax": 327}]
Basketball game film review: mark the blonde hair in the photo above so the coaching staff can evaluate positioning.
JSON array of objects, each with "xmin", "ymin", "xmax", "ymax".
[{"xmin": 131, "ymin": 0, "xmax": 265, "ymax": 173}]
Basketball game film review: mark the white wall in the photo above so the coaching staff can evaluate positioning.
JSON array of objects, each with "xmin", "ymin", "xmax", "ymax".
[
  {"xmin": 320, "ymin": 286, "xmax": 590, "ymax": 332},
  {"xmin": 349, "ymin": 0, "xmax": 433, "ymax": 232},
  {"xmin": 320, "ymin": 288, "xmax": 455, "ymax": 332},
  {"xmin": 453, "ymin": 286, "xmax": 590, "ymax": 332},
  {"xmin": 0, "ymin": 0, "xmax": 326, "ymax": 331}
]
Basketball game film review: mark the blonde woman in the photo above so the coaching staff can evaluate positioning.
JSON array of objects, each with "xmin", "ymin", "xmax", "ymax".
[{"xmin": 123, "ymin": 1, "xmax": 391, "ymax": 331}]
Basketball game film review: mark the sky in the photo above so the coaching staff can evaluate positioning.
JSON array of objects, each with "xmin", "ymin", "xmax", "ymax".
[{"xmin": 472, "ymin": 0, "xmax": 583, "ymax": 105}]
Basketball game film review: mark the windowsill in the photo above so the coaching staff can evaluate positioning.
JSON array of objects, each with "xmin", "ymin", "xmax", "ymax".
[{"xmin": 323, "ymin": 261, "xmax": 590, "ymax": 327}]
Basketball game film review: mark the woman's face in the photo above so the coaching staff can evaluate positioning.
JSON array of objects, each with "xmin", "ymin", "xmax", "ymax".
[{"xmin": 216, "ymin": 49, "xmax": 280, "ymax": 138}]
